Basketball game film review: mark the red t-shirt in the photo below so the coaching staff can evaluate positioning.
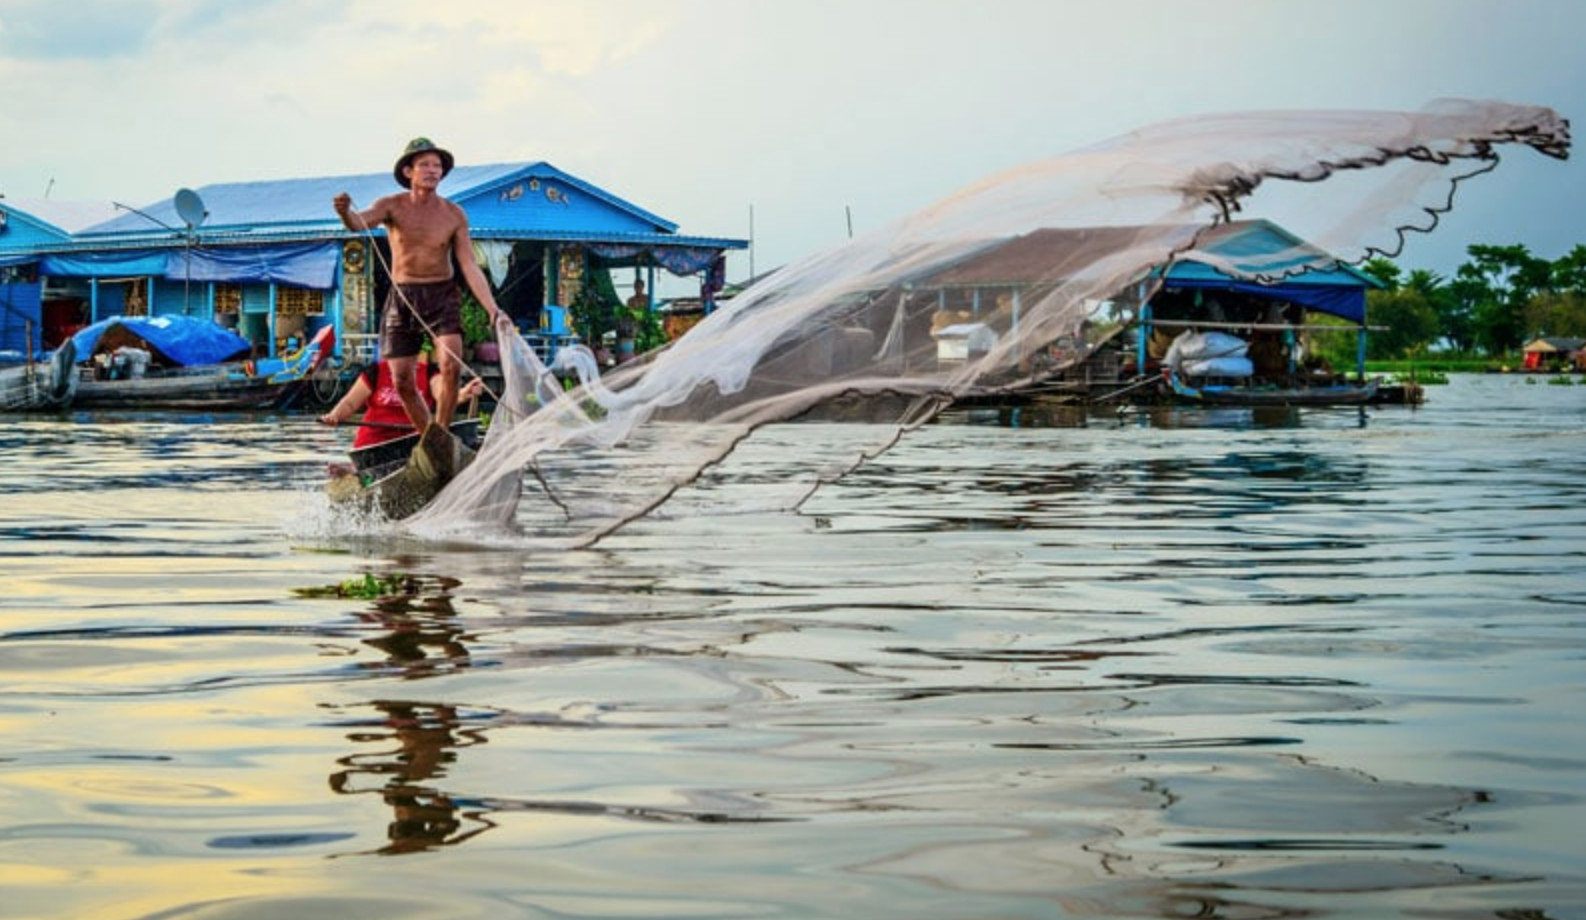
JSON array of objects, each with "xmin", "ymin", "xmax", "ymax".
[{"xmin": 353, "ymin": 362, "xmax": 436, "ymax": 449}]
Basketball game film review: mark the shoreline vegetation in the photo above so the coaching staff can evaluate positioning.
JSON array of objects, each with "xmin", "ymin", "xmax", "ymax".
[
  {"xmin": 1348, "ymin": 245, "xmax": 1586, "ymax": 368},
  {"xmin": 1277, "ymin": 242, "xmax": 1586, "ymax": 385},
  {"xmin": 1365, "ymin": 357, "xmax": 1586, "ymax": 374},
  {"xmin": 1366, "ymin": 358, "xmax": 1585, "ymax": 385}
]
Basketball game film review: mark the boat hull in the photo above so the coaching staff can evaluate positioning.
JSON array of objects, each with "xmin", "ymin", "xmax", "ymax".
[
  {"xmin": 70, "ymin": 322, "xmax": 333, "ymax": 411},
  {"xmin": 350, "ymin": 418, "xmax": 483, "ymax": 478},
  {"xmin": 1168, "ymin": 372, "xmax": 1380, "ymax": 407},
  {"xmin": 72, "ymin": 366, "xmax": 291, "ymax": 410},
  {"xmin": 0, "ymin": 341, "xmax": 78, "ymax": 412},
  {"xmin": 327, "ymin": 424, "xmax": 476, "ymax": 521}
]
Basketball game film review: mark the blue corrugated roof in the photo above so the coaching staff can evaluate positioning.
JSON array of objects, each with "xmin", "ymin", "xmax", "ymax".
[
  {"xmin": 67, "ymin": 161, "xmax": 708, "ymax": 248},
  {"xmin": 1, "ymin": 199, "xmax": 122, "ymax": 237},
  {"xmin": 1168, "ymin": 220, "xmax": 1383, "ymax": 289}
]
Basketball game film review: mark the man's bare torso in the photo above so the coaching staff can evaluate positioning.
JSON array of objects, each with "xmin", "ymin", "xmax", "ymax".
[{"xmin": 381, "ymin": 194, "xmax": 463, "ymax": 285}]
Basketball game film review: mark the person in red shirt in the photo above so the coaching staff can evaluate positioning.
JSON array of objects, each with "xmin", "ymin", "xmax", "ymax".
[{"xmin": 320, "ymin": 360, "xmax": 485, "ymax": 450}]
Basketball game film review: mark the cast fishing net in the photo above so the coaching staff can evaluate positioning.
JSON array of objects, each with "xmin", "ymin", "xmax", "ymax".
[{"xmin": 409, "ymin": 99, "xmax": 1569, "ymax": 547}]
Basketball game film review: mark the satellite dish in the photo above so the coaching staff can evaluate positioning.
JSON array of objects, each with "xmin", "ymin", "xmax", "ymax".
[{"xmin": 174, "ymin": 188, "xmax": 207, "ymax": 230}]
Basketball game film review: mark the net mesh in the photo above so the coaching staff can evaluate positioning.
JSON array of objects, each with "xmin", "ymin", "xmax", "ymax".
[{"xmin": 407, "ymin": 99, "xmax": 1569, "ymax": 547}]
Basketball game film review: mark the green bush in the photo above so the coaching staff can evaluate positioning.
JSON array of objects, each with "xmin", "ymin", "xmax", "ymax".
[{"xmin": 461, "ymin": 292, "xmax": 492, "ymax": 346}]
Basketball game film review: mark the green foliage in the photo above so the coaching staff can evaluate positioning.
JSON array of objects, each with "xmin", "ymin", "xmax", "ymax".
[
  {"xmin": 570, "ymin": 267, "xmax": 666, "ymax": 356},
  {"xmin": 1361, "ymin": 257, "xmax": 1402, "ymax": 289},
  {"xmin": 1459, "ymin": 244, "xmax": 1553, "ymax": 354},
  {"xmin": 1553, "ymin": 245, "xmax": 1586, "ymax": 293},
  {"xmin": 569, "ymin": 270, "xmax": 622, "ymax": 345},
  {"xmin": 1360, "ymin": 243, "xmax": 1586, "ymax": 358},
  {"xmin": 625, "ymin": 299, "xmax": 666, "ymax": 353},
  {"xmin": 1366, "ymin": 356, "xmax": 1485, "ymax": 374},
  {"xmin": 1296, "ymin": 315, "xmax": 1358, "ymax": 374},
  {"xmin": 1524, "ymin": 291, "xmax": 1586, "ymax": 339},
  {"xmin": 292, "ymin": 572, "xmax": 420, "ymax": 599},
  {"xmin": 1364, "ymin": 288, "xmax": 1440, "ymax": 360},
  {"xmin": 460, "ymin": 291, "xmax": 492, "ymax": 346}
]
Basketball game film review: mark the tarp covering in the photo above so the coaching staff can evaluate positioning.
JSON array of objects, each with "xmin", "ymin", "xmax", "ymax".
[
  {"xmin": 586, "ymin": 242, "xmax": 722, "ymax": 275},
  {"xmin": 40, "ymin": 242, "xmax": 340, "ymax": 289},
  {"xmin": 174, "ymin": 241, "xmax": 341, "ymax": 289},
  {"xmin": 70, "ymin": 314, "xmax": 251, "ymax": 367},
  {"xmin": 41, "ymin": 250, "xmax": 169, "ymax": 277},
  {"xmin": 1161, "ymin": 278, "xmax": 1365, "ymax": 322}
]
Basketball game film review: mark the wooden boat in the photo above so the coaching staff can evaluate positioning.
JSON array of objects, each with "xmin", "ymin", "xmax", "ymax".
[
  {"xmin": 1168, "ymin": 370, "xmax": 1381, "ymax": 407},
  {"xmin": 327, "ymin": 423, "xmax": 477, "ymax": 520},
  {"xmin": 71, "ymin": 319, "xmax": 333, "ymax": 411},
  {"xmin": 0, "ymin": 339, "xmax": 77, "ymax": 411},
  {"xmin": 349, "ymin": 418, "xmax": 483, "ymax": 480}
]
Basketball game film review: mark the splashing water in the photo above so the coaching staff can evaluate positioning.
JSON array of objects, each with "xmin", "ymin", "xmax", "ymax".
[{"xmin": 404, "ymin": 99, "xmax": 1569, "ymax": 548}]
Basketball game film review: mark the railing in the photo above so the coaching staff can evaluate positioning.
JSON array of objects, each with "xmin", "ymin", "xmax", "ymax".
[
  {"xmin": 340, "ymin": 330, "xmax": 580, "ymax": 368},
  {"xmin": 341, "ymin": 333, "xmax": 379, "ymax": 367}
]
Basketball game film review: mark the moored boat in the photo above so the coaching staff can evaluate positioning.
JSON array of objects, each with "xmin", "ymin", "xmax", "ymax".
[
  {"xmin": 0, "ymin": 339, "xmax": 78, "ymax": 411},
  {"xmin": 1167, "ymin": 370, "xmax": 1381, "ymax": 407},
  {"xmin": 70, "ymin": 316, "xmax": 332, "ymax": 410}
]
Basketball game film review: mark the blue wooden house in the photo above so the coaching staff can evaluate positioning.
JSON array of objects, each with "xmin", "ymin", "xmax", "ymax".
[
  {"xmin": 0, "ymin": 199, "xmax": 119, "ymax": 357},
  {"xmin": 0, "ymin": 162, "xmax": 745, "ymax": 362}
]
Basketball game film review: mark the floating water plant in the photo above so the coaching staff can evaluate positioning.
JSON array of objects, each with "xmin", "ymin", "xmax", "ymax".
[{"xmin": 292, "ymin": 573, "xmax": 457, "ymax": 599}]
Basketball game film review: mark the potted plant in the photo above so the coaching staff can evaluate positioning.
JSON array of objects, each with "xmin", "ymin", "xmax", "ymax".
[
  {"xmin": 570, "ymin": 283, "xmax": 620, "ymax": 351},
  {"xmin": 460, "ymin": 292, "xmax": 498, "ymax": 362}
]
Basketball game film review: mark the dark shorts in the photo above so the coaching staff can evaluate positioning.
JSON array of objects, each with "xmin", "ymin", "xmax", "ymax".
[{"xmin": 380, "ymin": 280, "xmax": 462, "ymax": 359}]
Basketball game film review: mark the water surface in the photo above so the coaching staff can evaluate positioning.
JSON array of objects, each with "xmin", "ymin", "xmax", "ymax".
[{"xmin": 2, "ymin": 375, "xmax": 1583, "ymax": 919}]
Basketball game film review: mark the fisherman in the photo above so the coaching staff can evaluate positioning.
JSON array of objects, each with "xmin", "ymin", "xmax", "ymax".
[{"xmin": 332, "ymin": 137, "xmax": 505, "ymax": 475}]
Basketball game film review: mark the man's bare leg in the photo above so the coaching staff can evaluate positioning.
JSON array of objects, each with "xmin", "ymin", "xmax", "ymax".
[
  {"xmin": 432, "ymin": 333, "xmax": 464, "ymax": 430},
  {"xmin": 387, "ymin": 354, "xmax": 433, "ymax": 432}
]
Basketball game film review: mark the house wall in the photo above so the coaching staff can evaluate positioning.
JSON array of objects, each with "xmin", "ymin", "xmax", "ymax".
[
  {"xmin": 152, "ymin": 279, "xmax": 212, "ymax": 317},
  {"xmin": 89, "ymin": 281, "xmax": 128, "ymax": 321},
  {"xmin": 0, "ymin": 280, "xmax": 43, "ymax": 354},
  {"xmin": 461, "ymin": 176, "xmax": 661, "ymax": 236},
  {"xmin": 0, "ymin": 208, "xmax": 69, "ymax": 249}
]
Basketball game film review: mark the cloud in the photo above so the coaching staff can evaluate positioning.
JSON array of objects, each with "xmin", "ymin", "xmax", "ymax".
[
  {"xmin": 0, "ymin": 0, "xmax": 160, "ymax": 60},
  {"xmin": 0, "ymin": 0, "xmax": 1581, "ymax": 287}
]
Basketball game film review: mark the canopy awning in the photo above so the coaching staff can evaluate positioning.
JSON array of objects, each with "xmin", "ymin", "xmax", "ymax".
[
  {"xmin": 1161, "ymin": 277, "xmax": 1365, "ymax": 323},
  {"xmin": 40, "ymin": 241, "xmax": 341, "ymax": 289}
]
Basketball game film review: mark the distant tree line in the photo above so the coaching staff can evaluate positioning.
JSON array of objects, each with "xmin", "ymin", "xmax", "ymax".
[{"xmin": 1357, "ymin": 244, "xmax": 1586, "ymax": 361}]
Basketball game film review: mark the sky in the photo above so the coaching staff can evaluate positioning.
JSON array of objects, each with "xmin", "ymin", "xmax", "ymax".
[{"xmin": 1, "ymin": 0, "xmax": 1581, "ymax": 296}]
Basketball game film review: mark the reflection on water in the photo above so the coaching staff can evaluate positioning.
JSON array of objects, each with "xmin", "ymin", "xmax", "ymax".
[
  {"xmin": 947, "ymin": 401, "xmax": 1373, "ymax": 431},
  {"xmin": 348, "ymin": 577, "xmax": 474, "ymax": 681},
  {"xmin": 328, "ymin": 700, "xmax": 495, "ymax": 856},
  {"xmin": 324, "ymin": 576, "xmax": 490, "ymax": 855},
  {"xmin": 0, "ymin": 377, "xmax": 1584, "ymax": 918}
]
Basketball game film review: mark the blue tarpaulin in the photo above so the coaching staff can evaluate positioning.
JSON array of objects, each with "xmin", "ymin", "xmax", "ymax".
[
  {"xmin": 40, "ymin": 242, "xmax": 340, "ymax": 290},
  {"xmin": 41, "ymin": 250, "xmax": 170, "ymax": 277},
  {"xmin": 1161, "ymin": 277, "xmax": 1366, "ymax": 323},
  {"xmin": 173, "ymin": 242, "xmax": 340, "ymax": 289},
  {"xmin": 1157, "ymin": 220, "xmax": 1378, "ymax": 323},
  {"xmin": 70, "ymin": 314, "xmax": 251, "ymax": 367}
]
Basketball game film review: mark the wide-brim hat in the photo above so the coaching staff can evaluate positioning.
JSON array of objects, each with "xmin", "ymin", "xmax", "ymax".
[{"xmin": 393, "ymin": 137, "xmax": 454, "ymax": 188}]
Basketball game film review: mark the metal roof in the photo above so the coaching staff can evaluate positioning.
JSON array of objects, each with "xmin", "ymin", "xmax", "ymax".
[
  {"xmin": 50, "ymin": 161, "xmax": 737, "ymax": 252},
  {"xmin": 1, "ymin": 198, "xmax": 122, "ymax": 235}
]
